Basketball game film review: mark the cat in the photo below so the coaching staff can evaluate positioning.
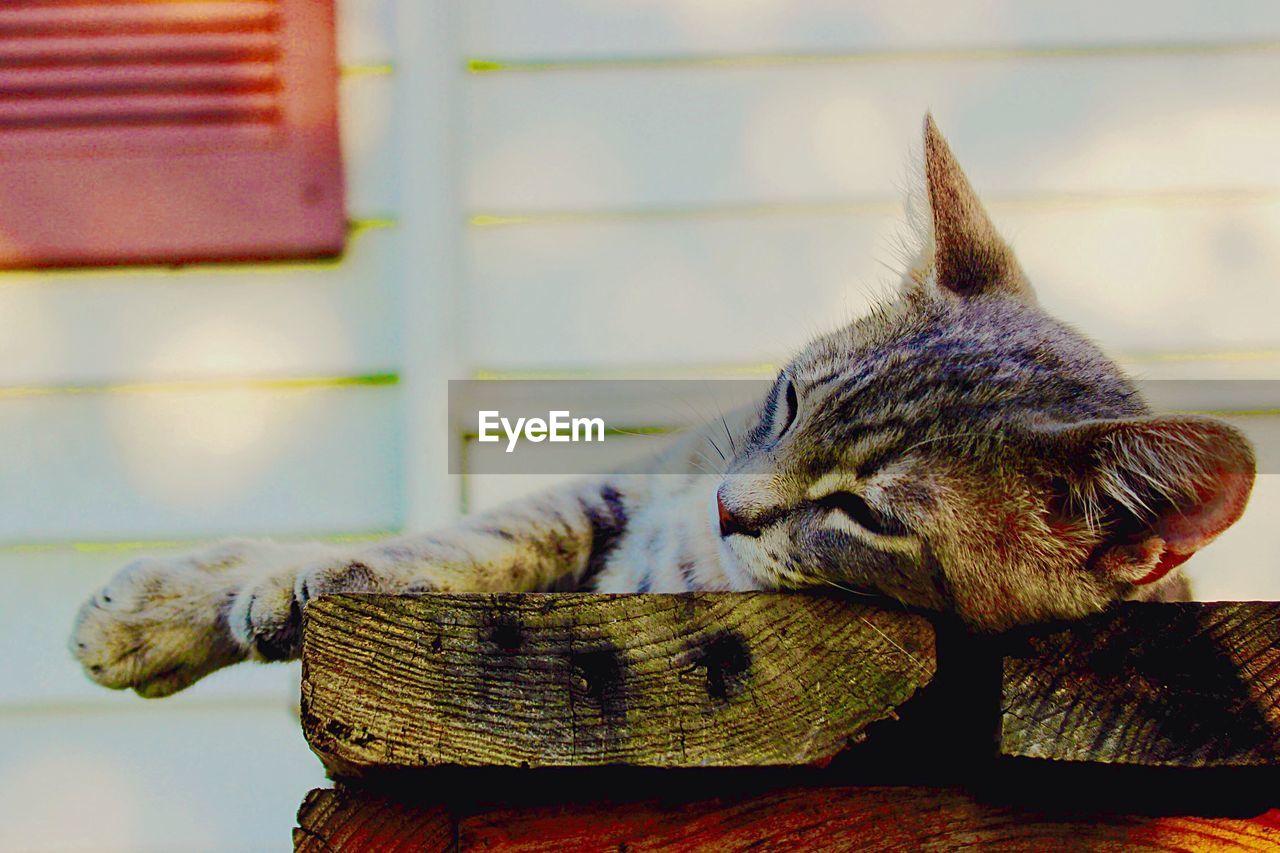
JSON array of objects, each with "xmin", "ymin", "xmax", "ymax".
[{"xmin": 71, "ymin": 116, "xmax": 1255, "ymax": 698}]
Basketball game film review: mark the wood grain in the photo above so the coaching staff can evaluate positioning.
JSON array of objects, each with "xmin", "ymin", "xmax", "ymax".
[
  {"xmin": 294, "ymin": 787, "xmax": 452, "ymax": 853},
  {"xmin": 293, "ymin": 785, "xmax": 1280, "ymax": 852},
  {"xmin": 1001, "ymin": 602, "xmax": 1280, "ymax": 766},
  {"xmin": 460, "ymin": 786, "xmax": 1280, "ymax": 852},
  {"xmin": 301, "ymin": 593, "xmax": 935, "ymax": 775}
]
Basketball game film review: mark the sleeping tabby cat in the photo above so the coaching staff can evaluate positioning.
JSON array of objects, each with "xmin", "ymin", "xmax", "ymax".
[{"xmin": 72, "ymin": 117, "xmax": 1254, "ymax": 697}]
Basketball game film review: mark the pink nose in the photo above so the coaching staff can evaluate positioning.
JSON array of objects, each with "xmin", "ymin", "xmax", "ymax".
[{"xmin": 717, "ymin": 491, "xmax": 757, "ymax": 538}]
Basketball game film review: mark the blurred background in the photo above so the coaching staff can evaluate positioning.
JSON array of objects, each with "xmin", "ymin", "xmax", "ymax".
[{"xmin": 2, "ymin": 1, "xmax": 1280, "ymax": 849}]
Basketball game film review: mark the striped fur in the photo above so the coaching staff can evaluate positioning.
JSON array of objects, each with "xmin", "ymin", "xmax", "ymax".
[{"xmin": 72, "ymin": 117, "xmax": 1255, "ymax": 696}]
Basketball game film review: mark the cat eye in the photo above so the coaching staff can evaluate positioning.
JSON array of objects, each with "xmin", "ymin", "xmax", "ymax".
[{"xmin": 817, "ymin": 491, "xmax": 909, "ymax": 537}]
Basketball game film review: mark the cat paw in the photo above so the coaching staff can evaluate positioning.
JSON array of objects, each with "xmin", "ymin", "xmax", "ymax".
[
  {"xmin": 70, "ymin": 548, "xmax": 253, "ymax": 697},
  {"xmin": 70, "ymin": 539, "xmax": 326, "ymax": 697},
  {"xmin": 228, "ymin": 559, "xmax": 385, "ymax": 661}
]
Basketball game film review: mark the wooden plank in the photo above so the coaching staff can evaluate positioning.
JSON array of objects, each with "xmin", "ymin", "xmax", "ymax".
[
  {"xmin": 466, "ymin": 54, "xmax": 1280, "ymax": 210},
  {"xmin": 458, "ymin": 786, "xmax": 1280, "ymax": 851},
  {"xmin": 304, "ymin": 597, "xmax": 1280, "ymax": 776},
  {"xmin": 463, "ymin": 0, "xmax": 1280, "ymax": 59},
  {"xmin": 0, "ymin": 227, "xmax": 398, "ymax": 388},
  {"xmin": 293, "ymin": 784, "xmax": 1280, "ymax": 852},
  {"xmin": 301, "ymin": 593, "xmax": 935, "ymax": 774},
  {"xmin": 0, "ymin": 383, "xmax": 401, "ymax": 541},
  {"xmin": 1001, "ymin": 602, "xmax": 1280, "ymax": 766},
  {"xmin": 295, "ymin": 788, "xmax": 452, "ymax": 853},
  {"xmin": 466, "ymin": 201, "xmax": 1280, "ymax": 369}
]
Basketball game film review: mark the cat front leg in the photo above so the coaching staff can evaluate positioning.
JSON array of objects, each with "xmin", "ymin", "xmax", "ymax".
[
  {"xmin": 230, "ymin": 475, "xmax": 640, "ymax": 657},
  {"xmin": 71, "ymin": 476, "xmax": 639, "ymax": 696},
  {"xmin": 69, "ymin": 539, "xmax": 343, "ymax": 697}
]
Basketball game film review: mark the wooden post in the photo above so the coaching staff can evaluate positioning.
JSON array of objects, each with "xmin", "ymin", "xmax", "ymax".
[{"xmin": 301, "ymin": 592, "xmax": 936, "ymax": 774}]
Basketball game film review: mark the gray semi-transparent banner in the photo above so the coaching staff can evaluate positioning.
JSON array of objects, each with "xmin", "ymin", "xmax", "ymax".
[{"xmin": 447, "ymin": 380, "xmax": 1280, "ymax": 475}]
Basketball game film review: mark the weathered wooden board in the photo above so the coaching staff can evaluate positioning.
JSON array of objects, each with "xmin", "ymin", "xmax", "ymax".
[
  {"xmin": 460, "ymin": 787, "xmax": 1280, "ymax": 852},
  {"xmin": 1001, "ymin": 602, "xmax": 1280, "ymax": 767},
  {"xmin": 301, "ymin": 593, "xmax": 935, "ymax": 774},
  {"xmin": 294, "ymin": 785, "xmax": 1280, "ymax": 852},
  {"xmin": 294, "ymin": 788, "xmax": 452, "ymax": 853}
]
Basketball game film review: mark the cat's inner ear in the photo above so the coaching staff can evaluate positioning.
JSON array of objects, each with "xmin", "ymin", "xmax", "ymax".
[
  {"xmin": 917, "ymin": 114, "xmax": 1033, "ymax": 302},
  {"xmin": 1040, "ymin": 415, "xmax": 1255, "ymax": 587}
]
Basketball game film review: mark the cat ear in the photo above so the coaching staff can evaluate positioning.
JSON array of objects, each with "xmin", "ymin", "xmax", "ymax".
[
  {"xmin": 917, "ymin": 114, "xmax": 1034, "ymax": 302},
  {"xmin": 1037, "ymin": 415, "xmax": 1255, "ymax": 586}
]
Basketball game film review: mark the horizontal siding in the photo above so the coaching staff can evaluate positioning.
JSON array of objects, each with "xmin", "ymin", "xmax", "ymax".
[
  {"xmin": 467, "ymin": 471, "xmax": 573, "ymax": 514},
  {"xmin": 464, "ymin": 0, "xmax": 1280, "ymax": 58},
  {"xmin": 0, "ymin": 227, "xmax": 399, "ymax": 387},
  {"xmin": 467, "ymin": 209, "xmax": 889, "ymax": 369},
  {"xmin": 0, "ymin": 706, "xmax": 323, "ymax": 852},
  {"xmin": 342, "ymin": 71, "xmax": 398, "ymax": 219},
  {"xmin": 0, "ymin": 548, "xmax": 304, "ymax": 706},
  {"xmin": 466, "ymin": 53, "xmax": 1280, "ymax": 210},
  {"xmin": 337, "ymin": 0, "xmax": 395, "ymax": 66},
  {"xmin": 466, "ymin": 200, "xmax": 1280, "ymax": 370},
  {"xmin": 0, "ymin": 383, "xmax": 402, "ymax": 542},
  {"xmin": 0, "ymin": 7, "xmax": 396, "ymax": 853}
]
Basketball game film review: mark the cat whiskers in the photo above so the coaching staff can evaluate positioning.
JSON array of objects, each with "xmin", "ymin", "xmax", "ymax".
[
  {"xmin": 705, "ymin": 397, "xmax": 739, "ymax": 458},
  {"xmin": 818, "ymin": 578, "xmax": 926, "ymax": 672},
  {"xmin": 720, "ymin": 414, "xmax": 738, "ymax": 457},
  {"xmin": 691, "ymin": 447, "xmax": 725, "ymax": 475},
  {"xmin": 689, "ymin": 450, "xmax": 723, "ymax": 477},
  {"xmin": 857, "ymin": 613, "xmax": 927, "ymax": 673},
  {"xmin": 901, "ymin": 429, "xmax": 1004, "ymax": 456},
  {"xmin": 821, "ymin": 578, "xmax": 875, "ymax": 597}
]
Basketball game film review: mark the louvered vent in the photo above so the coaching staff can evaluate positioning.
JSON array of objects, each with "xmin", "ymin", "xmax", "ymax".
[
  {"xmin": 0, "ymin": 0, "xmax": 343, "ymax": 267},
  {"xmin": 0, "ymin": 2, "xmax": 282, "ymax": 142}
]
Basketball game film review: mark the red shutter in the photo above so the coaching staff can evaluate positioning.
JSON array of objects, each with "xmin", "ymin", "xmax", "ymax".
[{"xmin": 0, "ymin": 0, "xmax": 344, "ymax": 268}]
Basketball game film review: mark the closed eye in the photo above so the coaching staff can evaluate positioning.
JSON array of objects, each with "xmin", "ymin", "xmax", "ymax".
[
  {"xmin": 817, "ymin": 491, "xmax": 909, "ymax": 537},
  {"xmin": 773, "ymin": 375, "xmax": 798, "ymax": 438}
]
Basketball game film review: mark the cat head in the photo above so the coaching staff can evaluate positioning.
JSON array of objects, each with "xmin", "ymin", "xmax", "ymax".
[{"xmin": 716, "ymin": 116, "xmax": 1255, "ymax": 630}]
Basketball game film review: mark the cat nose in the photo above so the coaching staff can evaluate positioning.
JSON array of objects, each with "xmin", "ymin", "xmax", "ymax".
[{"xmin": 718, "ymin": 491, "xmax": 760, "ymax": 538}]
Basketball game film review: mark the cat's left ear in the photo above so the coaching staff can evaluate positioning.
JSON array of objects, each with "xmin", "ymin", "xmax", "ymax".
[
  {"xmin": 1036, "ymin": 414, "xmax": 1255, "ymax": 587},
  {"xmin": 916, "ymin": 114, "xmax": 1035, "ymax": 303}
]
